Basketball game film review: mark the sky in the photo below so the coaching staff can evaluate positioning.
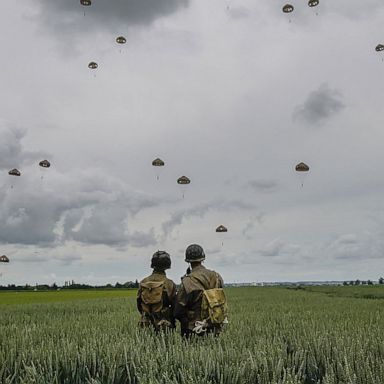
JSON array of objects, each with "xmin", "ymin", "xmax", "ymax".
[{"xmin": 1, "ymin": 0, "xmax": 384, "ymax": 285}]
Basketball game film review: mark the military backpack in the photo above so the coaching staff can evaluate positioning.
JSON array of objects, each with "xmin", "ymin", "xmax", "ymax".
[
  {"xmin": 200, "ymin": 274, "xmax": 228, "ymax": 326},
  {"xmin": 140, "ymin": 280, "xmax": 165, "ymax": 314}
]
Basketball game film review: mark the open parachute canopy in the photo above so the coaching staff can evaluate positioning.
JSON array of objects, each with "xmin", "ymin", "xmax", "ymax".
[
  {"xmin": 8, "ymin": 168, "xmax": 21, "ymax": 176},
  {"xmin": 116, "ymin": 36, "xmax": 126, "ymax": 44},
  {"xmin": 39, "ymin": 160, "xmax": 51, "ymax": 168},
  {"xmin": 177, "ymin": 176, "xmax": 190, "ymax": 185},
  {"xmin": 282, "ymin": 4, "xmax": 294, "ymax": 13},
  {"xmin": 308, "ymin": 0, "xmax": 319, "ymax": 7},
  {"xmin": 375, "ymin": 44, "xmax": 384, "ymax": 52},
  {"xmin": 152, "ymin": 158, "xmax": 165, "ymax": 167},
  {"xmin": 88, "ymin": 62, "xmax": 98, "ymax": 69},
  {"xmin": 216, "ymin": 225, "xmax": 228, "ymax": 233},
  {"xmin": 80, "ymin": 0, "xmax": 91, "ymax": 6},
  {"xmin": 295, "ymin": 162, "xmax": 310, "ymax": 172},
  {"xmin": 0, "ymin": 255, "xmax": 9, "ymax": 263}
]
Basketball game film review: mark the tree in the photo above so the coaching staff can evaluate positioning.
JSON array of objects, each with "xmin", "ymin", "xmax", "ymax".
[{"xmin": 379, "ymin": 277, "xmax": 384, "ymax": 285}]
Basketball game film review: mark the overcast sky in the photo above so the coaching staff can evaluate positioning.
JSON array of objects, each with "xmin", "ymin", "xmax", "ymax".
[{"xmin": 1, "ymin": 0, "xmax": 384, "ymax": 285}]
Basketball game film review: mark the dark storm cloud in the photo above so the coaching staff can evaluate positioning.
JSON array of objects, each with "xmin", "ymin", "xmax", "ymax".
[
  {"xmin": 293, "ymin": 84, "xmax": 346, "ymax": 126},
  {"xmin": 246, "ymin": 179, "xmax": 279, "ymax": 193},
  {"xmin": 36, "ymin": 0, "xmax": 189, "ymax": 35},
  {"xmin": 0, "ymin": 122, "xmax": 46, "ymax": 169},
  {"xmin": 161, "ymin": 199, "xmax": 260, "ymax": 237}
]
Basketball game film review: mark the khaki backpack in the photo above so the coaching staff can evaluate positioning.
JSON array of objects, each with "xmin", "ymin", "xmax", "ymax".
[
  {"xmin": 140, "ymin": 280, "xmax": 165, "ymax": 314},
  {"xmin": 200, "ymin": 274, "xmax": 228, "ymax": 326}
]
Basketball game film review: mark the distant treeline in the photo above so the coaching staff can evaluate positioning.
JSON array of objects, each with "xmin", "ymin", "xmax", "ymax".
[{"xmin": 0, "ymin": 280, "xmax": 139, "ymax": 291}]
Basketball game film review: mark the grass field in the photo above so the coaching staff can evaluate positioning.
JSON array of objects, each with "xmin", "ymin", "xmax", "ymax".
[
  {"xmin": 1, "ymin": 286, "xmax": 384, "ymax": 383},
  {"xmin": 0, "ymin": 289, "xmax": 136, "ymax": 306}
]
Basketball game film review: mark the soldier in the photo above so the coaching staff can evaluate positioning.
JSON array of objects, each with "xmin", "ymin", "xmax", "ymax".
[
  {"xmin": 174, "ymin": 244, "xmax": 227, "ymax": 337},
  {"xmin": 137, "ymin": 251, "xmax": 176, "ymax": 331}
]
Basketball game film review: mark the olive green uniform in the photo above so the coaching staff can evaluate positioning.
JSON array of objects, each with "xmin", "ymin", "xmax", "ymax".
[
  {"xmin": 174, "ymin": 265, "xmax": 224, "ymax": 336},
  {"xmin": 137, "ymin": 271, "xmax": 176, "ymax": 330}
]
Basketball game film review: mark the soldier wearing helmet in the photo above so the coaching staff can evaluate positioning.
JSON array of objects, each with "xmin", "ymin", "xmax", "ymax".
[
  {"xmin": 137, "ymin": 251, "xmax": 176, "ymax": 331},
  {"xmin": 174, "ymin": 244, "xmax": 224, "ymax": 337}
]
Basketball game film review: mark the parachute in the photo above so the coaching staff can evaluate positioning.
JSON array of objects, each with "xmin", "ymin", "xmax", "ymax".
[
  {"xmin": 177, "ymin": 176, "xmax": 190, "ymax": 185},
  {"xmin": 177, "ymin": 176, "xmax": 190, "ymax": 198},
  {"xmin": 295, "ymin": 162, "xmax": 310, "ymax": 187},
  {"xmin": 0, "ymin": 255, "xmax": 9, "ymax": 263},
  {"xmin": 152, "ymin": 158, "xmax": 165, "ymax": 180},
  {"xmin": 116, "ymin": 36, "xmax": 126, "ymax": 44},
  {"xmin": 308, "ymin": 0, "xmax": 319, "ymax": 7},
  {"xmin": 216, "ymin": 225, "xmax": 228, "ymax": 233},
  {"xmin": 295, "ymin": 162, "xmax": 310, "ymax": 172},
  {"xmin": 376, "ymin": 44, "xmax": 384, "ymax": 52},
  {"xmin": 39, "ymin": 160, "xmax": 51, "ymax": 168},
  {"xmin": 88, "ymin": 62, "xmax": 98, "ymax": 69},
  {"xmin": 282, "ymin": 4, "xmax": 294, "ymax": 13},
  {"xmin": 8, "ymin": 169, "xmax": 21, "ymax": 176}
]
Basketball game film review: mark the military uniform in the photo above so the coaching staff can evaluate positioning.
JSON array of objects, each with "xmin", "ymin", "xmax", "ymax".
[
  {"xmin": 137, "ymin": 270, "xmax": 176, "ymax": 331},
  {"xmin": 174, "ymin": 265, "xmax": 224, "ymax": 336}
]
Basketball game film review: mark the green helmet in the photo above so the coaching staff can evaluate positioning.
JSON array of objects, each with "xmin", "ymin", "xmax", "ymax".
[
  {"xmin": 185, "ymin": 244, "xmax": 205, "ymax": 262},
  {"xmin": 151, "ymin": 251, "xmax": 171, "ymax": 270}
]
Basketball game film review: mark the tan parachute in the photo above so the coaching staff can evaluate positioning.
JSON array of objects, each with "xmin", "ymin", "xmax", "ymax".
[
  {"xmin": 282, "ymin": 4, "xmax": 294, "ymax": 13},
  {"xmin": 116, "ymin": 36, "xmax": 126, "ymax": 44},
  {"xmin": 308, "ymin": 0, "xmax": 319, "ymax": 7},
  {"xmin": 177, "ymin": 176, "xmax": 190, "ymax": 198},
  {"xmin": 152, "ymin": 158, "xmax": 165, "ymax": 180},
  {"xmin": 8, "ymin": 169, "xmax": 21, "ymax": 176},
  {"xmin": 216, "ymin": 225, "xmax": 228, "ymax": 233},
  {"xmin": 295, "ymin": 162, "xmax": 310, "ymax": 187},
  {"xmin": 88, "ymin": 62, "xmax": 98, "ymax": 69},
  {"xmin": 39, "ymin": 160, "xmax": 51, "ymax": 168}
]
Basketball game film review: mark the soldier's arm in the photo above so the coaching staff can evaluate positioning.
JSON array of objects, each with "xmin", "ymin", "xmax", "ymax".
[
  {"xmin": 174, "ymin": 283, "xmax": 187, "ymax": 320},
  {"xmin": 218, "ymin": 273, "xmax": 224, "ymax": 288},
  {"xmin": 136, "ymin": 285, "xmax": 143, "ymax": 313}
]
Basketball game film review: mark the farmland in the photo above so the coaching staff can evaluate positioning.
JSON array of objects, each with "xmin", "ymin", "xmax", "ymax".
[{"xmin": 1, "ymin": 286, "xmax": 384, "ymax": 383}]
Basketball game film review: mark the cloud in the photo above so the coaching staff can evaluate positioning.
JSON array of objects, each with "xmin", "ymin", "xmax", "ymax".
[
  {"xmin": 161, "ymin": 199, "xmax": 260, "ymax": 237},
  {"xmin": 293, "ymin": 84, "xmax": 346, "ymax": 126},
  {"xmin": 228, "ymin": 6, "xmax": 251, "ymax": 19},
  {"xmin": 35, "ymin": 0, "xmax": 189, "ymax": 37},
  {"xmin": 0, "ymin": 168, "xmax": 158, "ymax": 248},
  {"xmin": 326, "ymin": 233, "xmax": 384, "ymax": 261},
  {"xmin": 0, "ymin": 121, "xmax": 46, "ymax": 170},
  {"xmin": 246, "ymin": 179, "xmax": 279, "ymax": 193}
]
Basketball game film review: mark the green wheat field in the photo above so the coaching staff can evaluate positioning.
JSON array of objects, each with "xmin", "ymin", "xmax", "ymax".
[{"xmin": 1, "ymin": 286, "xmax": 384, "ymax": 384}]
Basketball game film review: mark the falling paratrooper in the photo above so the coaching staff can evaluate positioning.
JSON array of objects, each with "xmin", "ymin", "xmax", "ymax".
[
  {"xmin": 116, "ymin": 36, "xmax": 126, "ymax": 53},
  {"xmin": 295, "ymin": 162, "xmax": 310, "ymax": 187},
  {"xmin": 80, "ymin": 0, "xmax": 91, "ymax": 17},
  {"xmin": 376, "ymin": 44, "xmax": 384, "ymax": 61},
  {"xmin": 177, "ymin": 176, "xmax": 190, "ymax": 199},
  {"xmin": 8, "ymin": 168, "xmax": 21, "ymax": 189},
  {"xmin": 308, "ymin": 0, "xmax": 319, "ymax": 15},
  {"xmin": 216, "ymin": 225, "xmax": 228, "ymax": 247},
  {"xmin": 39, "ymin": 159, "xmax": 51, "ymax": 181},
  {"xmin": 152, "ymin": 158, "xmax": 165, "ymax": 180},
  {"xmin": 282, "ymin": 4, "xmax": 294, "ymax": 22}
]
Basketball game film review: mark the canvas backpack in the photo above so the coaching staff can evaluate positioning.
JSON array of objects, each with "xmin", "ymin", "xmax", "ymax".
[
  {"xmin": 200, "ymin": 274, "xmax": 228, "ymax": 326},
  {"xmin": 140, "ymin": 280, "xmax": 165, "ymax": 314}
]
